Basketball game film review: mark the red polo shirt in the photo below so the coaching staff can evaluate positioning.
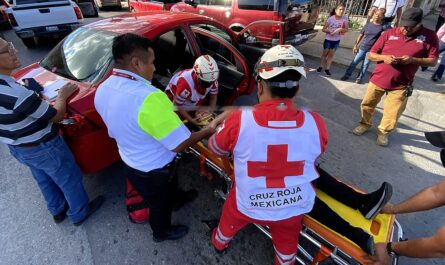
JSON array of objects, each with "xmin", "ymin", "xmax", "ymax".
[
  {"xmin": 369, "ymin": 26, "xmax": 439, "ymax": 90},
  {"xmin": 208, "ymin": 100, "xmax": 328, "ymax": 157}
]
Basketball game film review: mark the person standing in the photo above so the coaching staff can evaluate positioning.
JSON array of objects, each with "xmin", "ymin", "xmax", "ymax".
[
  {"xmin": 352, "ymin": 8, "xmax": 439, "ymax": 146},
  {"xmin": 0, "ymin": 38, "xmax": 104, "ymax": 225},
  {"xmin": 432, "ymin": 23, "xmax": 445, "ymax": 82},
  {"xmin": 317, "ymin": 3, "xmax": 349, "ymax": 76},
  {"xmin": 94, "ymin": 33, "xmax": 215, "ymax": 242},
  {"xmin": 368, "ymin": 0, "xmax": 405, "ymax": 27},
  {"xmin": 341, "ymin": 8, "xmax": 388, "ymax": 84}
]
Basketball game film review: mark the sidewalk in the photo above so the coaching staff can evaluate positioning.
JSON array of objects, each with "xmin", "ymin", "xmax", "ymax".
[{"xmin": 298, "ymin": 13, "xmax": 441, "ymax": 83}]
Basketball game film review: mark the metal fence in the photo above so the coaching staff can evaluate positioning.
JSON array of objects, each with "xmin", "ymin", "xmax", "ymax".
[{"xmin": 317, "ymin": 0, "xmax": 375, "ymax": 29}]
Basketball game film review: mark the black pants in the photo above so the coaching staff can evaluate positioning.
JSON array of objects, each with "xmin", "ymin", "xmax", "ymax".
[
  {"xmin": 125, "ymin": 161, "xmax": 177, "ymax": 238},
  {"xmin": 436, "ymin": 15, "xmax": 445, "ymax": 32},
  {"xmin": 308, "ymin": 166, "xmax": 368, "ymax": 244}
]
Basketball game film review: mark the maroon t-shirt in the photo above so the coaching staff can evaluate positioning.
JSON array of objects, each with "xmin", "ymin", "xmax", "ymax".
[{"xmin": 369, "ymin": 26, "xmax": 439, "ymax": 90}]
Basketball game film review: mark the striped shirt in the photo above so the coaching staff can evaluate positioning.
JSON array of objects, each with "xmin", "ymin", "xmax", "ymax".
[{"xmin": 0, "ymin": 74, "xmax": 57, "ymax": 146}]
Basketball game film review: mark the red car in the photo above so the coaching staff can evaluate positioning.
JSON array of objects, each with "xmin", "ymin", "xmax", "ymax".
[
  {"xmin": 12, "ymin": 11, "xmax": 255, "ymax": 174},
  {"xmin": 129, "ymin": 0, "xmax": 179, "ymax": 12},
  {"xmin": 171, "ymin": 0, "xmax": 321, "ymax": 47}
]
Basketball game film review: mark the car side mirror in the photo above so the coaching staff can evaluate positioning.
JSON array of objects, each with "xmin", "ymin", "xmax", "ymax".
[{"xmin": 184, "ymin": 0, "xmax": 197, "ymax": 8}]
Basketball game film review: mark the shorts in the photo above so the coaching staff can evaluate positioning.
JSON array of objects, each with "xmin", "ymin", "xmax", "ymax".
[{"xmin": 323, "ymin": 39, "xmax": 340, "ymax": 50}]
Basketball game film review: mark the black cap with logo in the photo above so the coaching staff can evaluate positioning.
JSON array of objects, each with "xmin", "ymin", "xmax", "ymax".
[
  {"xmin": 425, "ymin": 131, "xmax": 445, "ymax": 167},
  {"xmin": 399, "ymin": 7, "xmax": 423, "ymax": 27}
]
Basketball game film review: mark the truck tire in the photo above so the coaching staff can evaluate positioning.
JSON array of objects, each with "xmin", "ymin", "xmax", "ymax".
[{"xmin": 21, "ymin": 37, "xmax": 35, "ymax": 48}]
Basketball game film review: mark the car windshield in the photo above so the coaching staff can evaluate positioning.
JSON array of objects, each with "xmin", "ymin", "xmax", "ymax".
[
  {"xmin": 238, "ymin": 0, "xmax": 276, "ymax": 11},
  {"xmin": 16, "ymin": 0, "xmax": 67, "ymax": 5},
  {"xmin": 40, "ymin": 27, "xmax": 115, "ymax": 84}
]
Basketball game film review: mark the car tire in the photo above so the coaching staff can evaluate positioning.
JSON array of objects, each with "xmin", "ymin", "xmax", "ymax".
[
  {"xmin": 93, "ymin": 6, "xmax": 99, "ymax": 17},
  {"xmin": 21, "ymin": 37, "xmax": 35, "ymax": 48}
]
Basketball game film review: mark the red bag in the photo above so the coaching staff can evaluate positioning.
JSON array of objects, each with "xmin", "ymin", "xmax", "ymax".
[{"xmin": 125, "ymin": 177, "xmax": 150, "ymax": 224}]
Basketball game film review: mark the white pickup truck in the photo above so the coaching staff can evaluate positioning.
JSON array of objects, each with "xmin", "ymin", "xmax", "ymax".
[{"xmin": 6, "ymin": 0, "xmax": 83, "ymax": 47}]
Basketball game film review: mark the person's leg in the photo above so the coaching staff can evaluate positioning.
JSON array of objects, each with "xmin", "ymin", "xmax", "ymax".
[
  {"xmin": 8, "ymin": 145, "xmax": 67, "ymax": 216},
  {"xmin": 126, "ymin": 165, "xmax": 174, "ymax": 238},
  {"xmin": 358, "ymin": 82, "xmax": 386, "ymax": 128},
  {"xmin": 315, "ymin": 165, "xmax": 393, "ymax": 219},
  {"xmin": 377, "ymin": 88, "xmax": 408, "ymax": 136},
  {"xmin": 325, "ymin": 49, "xmax": 336, "ymax": 70},
  {"xmin": 211, "ymin": 192, "xmax": 250, "ymax": 251},
  {"xmin": 319, "ymin": 44, "xmax": 329, "ymax": 70},
  {"xmin": 357, "ymin": 51, "xmax": 371, "ymax": 82},
  {"xmin": 434, "ymin": 64, "xmax": 445, "ymax": 80},
  {"xmin": 308, "ymin": 197, "xmax": 375, "ymax": 255},
  {"xmin": 43, "ymin": 136, "xmax": 90, "ymax": 223},
  {"xmin": 343, "ymin": 49, "xmax": 366, "ymax": 79},
  {"xmin": 268, "ymin": 215, "xmax": 303, "ymax": 265}
]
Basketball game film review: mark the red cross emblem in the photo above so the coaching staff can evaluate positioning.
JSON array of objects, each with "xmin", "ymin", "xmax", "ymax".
[{"xmin": 247, "ymin": 144, "xmax": 305, "ymax": 188}]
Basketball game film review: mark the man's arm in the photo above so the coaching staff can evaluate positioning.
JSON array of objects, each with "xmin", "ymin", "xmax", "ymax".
[
  {"xmin": 398, "ymin": 56, "xmax": 438, "ymax": 67},
  {"xmin": 50, "ymin": 83, "xmax": 78, "ymax": 123},
  {"xmin": 353, "ymin": 33, "xmax": 365, "ymax": 53},
  {"xmin": 382, "ymin": 180, "xmax": 445, "ymax": 214},
  {"xmin": 171, "ymin": 126, "xmax": 215, "ymax": 153},
  {"xmin": 368, "ymin": 52, "xmax": 399, "ymax": 64},
  {"xmin": 371, "ymin": 225, "xmax": 445, "ymax": 264}
]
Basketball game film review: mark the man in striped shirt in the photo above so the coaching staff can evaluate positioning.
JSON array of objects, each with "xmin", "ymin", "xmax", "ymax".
[{"xmin": 0, "ymin": 38, "xmax": 103, "ymax": 225}]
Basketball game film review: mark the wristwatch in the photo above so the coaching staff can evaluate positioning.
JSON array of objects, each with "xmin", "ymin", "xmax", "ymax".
[{"xmin": 386, "ymin": 242, "xmax": 398, "ymax": 257}]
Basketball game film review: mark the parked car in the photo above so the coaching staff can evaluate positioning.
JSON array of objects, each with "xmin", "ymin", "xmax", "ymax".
[
  {"xmin": 6, "ymin": 0, "xmax": 83, "ymax": 47},
  {"xmin": 93, "ymin": 0, "xmax": 122, "ymax": 9},
  {"xmin": 12, "ymin": 11, "xmax": 256, "ymax": 174},
  {"xmin": 171, "ymin": 0, "xmax": 320, "ymax": 47},
  {"xmin": 129, "ymin": 0, "xmax": 179, "ymax": 12}
]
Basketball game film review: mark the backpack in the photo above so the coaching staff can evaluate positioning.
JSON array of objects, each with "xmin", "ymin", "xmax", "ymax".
[{"xmin": 125, "ymin": 177, "xmax": 150, "ymax": 224}]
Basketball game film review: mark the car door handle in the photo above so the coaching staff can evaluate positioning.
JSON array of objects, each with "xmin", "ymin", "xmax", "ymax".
[
  {"xmin": 39, "ymin": 8, "xmax": 50, "ymax": 13},
  {"xmin": 199, "ymin": 9, "xmax": 204, "ymax": 14}
]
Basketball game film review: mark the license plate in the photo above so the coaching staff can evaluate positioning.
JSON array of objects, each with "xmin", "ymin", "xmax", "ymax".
[{"xmin": 46, "ymin": 26, "xmax": 58, "ymax": 32}]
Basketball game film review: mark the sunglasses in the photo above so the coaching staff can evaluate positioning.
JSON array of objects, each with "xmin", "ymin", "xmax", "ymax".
[{"xmin": 0, "ymin": 42, "xmax": 17, "ymax": 56}]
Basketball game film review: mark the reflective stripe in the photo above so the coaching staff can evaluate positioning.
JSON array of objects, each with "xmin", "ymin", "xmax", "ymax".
[
  {"xmin": 268, "ymin": 120, "xmax": 297, "ymax": 127},
  {"xmin": 209, "ymin": 135, "xmax": 228, "ymax": 156},
  {"xmin": 274, "ymin": 246, "xmax": 296, "ymax": 265},
  {"xmin": 215, "ymin": 227, "xmax": 232, "ymax": 244}
]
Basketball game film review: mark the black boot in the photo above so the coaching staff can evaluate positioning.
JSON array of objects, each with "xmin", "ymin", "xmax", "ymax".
[{"xmin": 153, "ymin": 225, "xmax": 189, "ymax": 242}]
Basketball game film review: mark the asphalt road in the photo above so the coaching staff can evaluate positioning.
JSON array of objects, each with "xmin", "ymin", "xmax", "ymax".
[{"xmin": 0, "ymin": 10, "xmax": 444, "ymax": 265}]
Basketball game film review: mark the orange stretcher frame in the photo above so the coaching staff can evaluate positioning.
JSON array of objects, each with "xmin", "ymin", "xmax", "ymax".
[{"xmin": 187, "ymin": 141, "xmax": 404, "ymax": 265}]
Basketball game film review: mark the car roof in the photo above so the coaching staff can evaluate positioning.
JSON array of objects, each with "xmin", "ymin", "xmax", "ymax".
[{"xmin": 85, "ymin": 11, "xmax": 216, "ymax": 36}]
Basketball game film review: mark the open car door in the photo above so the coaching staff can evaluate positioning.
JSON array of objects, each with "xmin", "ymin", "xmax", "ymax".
[{"xmin": 191, "ymin": 26, "xmax": 253, "ymax": 106}]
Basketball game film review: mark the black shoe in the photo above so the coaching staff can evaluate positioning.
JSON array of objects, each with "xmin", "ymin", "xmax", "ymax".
[
  {"xmin": 359, "ymin": 182, "xmax": 393, "ymax": 219},
  {"xmin": 316, "ymin": 67, "xmax": 322, "ymax": 73},
  {"xmin": 153, "ymin": 225, "xmax": 189, "ymax": 242},
  {"xmin": 53, "ymin": 203, "xmax": 69, "ymax": 224},
  {"xmin": 340, "ymin": 75, "xmax": 349, "ymax": 81},
  {"xmin": 202, "ymin": 219, "xmax": 219, "ymax": 232},
  {"xmin": 325, "ymin": 69, "xmax": 331, "ymax": 76},
  {"xmin": 355, "ymin": 78, "xmax": 362, "ymax": 84},
  {"xmin": 421, "ymin": 66, "xmax": 428, "ymax": 72},
  {"xmin": 73, "ymin": 196, "xmax": 104, "ymax": 226},
  {"xmin": 172, "ymin": 189, "xmax": 198, "ymax": 211},
  {"xmin": 351, "ymin": 227, "xmax": 375, "ymax": 255},
  {"xmin": 432, "ymin": 75, "xmax": 439, "ymax": 82}
]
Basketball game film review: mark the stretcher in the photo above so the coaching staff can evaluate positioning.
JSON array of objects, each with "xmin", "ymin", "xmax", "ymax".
[{"xmin": 186, "ymin": 141, "xmax": 404, "ymax": 265}]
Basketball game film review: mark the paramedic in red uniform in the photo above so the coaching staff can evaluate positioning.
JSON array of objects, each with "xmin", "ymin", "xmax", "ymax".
[
  {"xmin": 165, "ymin": 55, "xmax": 219, "ymax": 127},
  {"xmin": 207, "ymin": 45, "xmax": 326, "ymax": 265},
  {"xmin": 352, "ymin": 8, "xmax": 439, "ymax": 146}
]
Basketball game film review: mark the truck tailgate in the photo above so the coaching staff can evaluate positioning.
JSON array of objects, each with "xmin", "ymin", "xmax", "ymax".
[{"xmin": 13, "ymin": 1, "xmax": 77, "ymax": 29}]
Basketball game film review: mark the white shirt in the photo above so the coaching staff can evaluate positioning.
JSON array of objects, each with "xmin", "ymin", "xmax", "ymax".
[
  {"xmin": 373, "ymin": 0, "xmax": 405, "ymax": 18},
  {"xmin": 94, "ymin": 69, "xmax": 191, "ymax": 172}
]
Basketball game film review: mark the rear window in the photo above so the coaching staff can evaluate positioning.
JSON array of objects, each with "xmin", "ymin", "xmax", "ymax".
[
  {"xmin": 15, "ymin": 0, "xmax": 67, "ymax": 5},
  {"xmin": 40, "ymin": 27, "xmax": 115, "ymax": 83},
  {"xmin": 238, "ymin": 0, "xmax": 275, "ymax": 11}
]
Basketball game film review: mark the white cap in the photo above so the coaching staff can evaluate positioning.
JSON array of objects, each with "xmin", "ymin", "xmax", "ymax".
[
  {"xmin": 256, "ymin": 45, "xmax": 306, "ymax": 80},
  {"xmin": 193, "ymin": 55, "xmax": 219, "ymax": 83}
]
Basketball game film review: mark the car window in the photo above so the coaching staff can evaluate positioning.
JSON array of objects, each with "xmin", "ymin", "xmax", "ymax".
[
  {"xmin": 207, "ymin": 0, "xmax": 227, "ymax": 6},
  {"xmin": 40, "ymin": 27, "xmax": 115, "ymax": 84},
  {"xmin": 238, "ymin": 0, "xmax": 276, "ymax": 11},
  {"xmin": 152, "ymin": 28, "xmax": 195, "ymax": 89},
  {"xmin": 191, "ymin": 24, "xmax": 232, "ymax": 43}
]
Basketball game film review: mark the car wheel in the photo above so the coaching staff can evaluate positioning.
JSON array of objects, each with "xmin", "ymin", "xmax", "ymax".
[
  {"xmin": 93, "ymin": 6, "xmax": 99, "ymax": 17},
  {"xmin": 21, "ymin": 37, "xmax": 35, "ymax": 48}
]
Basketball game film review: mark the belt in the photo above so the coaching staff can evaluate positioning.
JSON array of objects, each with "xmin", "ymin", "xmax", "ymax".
[{"xmin": 17, "ymin": 142, "xmax": 40, "ymax": 148}]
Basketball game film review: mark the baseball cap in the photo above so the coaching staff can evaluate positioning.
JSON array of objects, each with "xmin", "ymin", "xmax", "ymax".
[{"xmin": 399, "ymin": 8, "xmax": 423, "ymax": 27}]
